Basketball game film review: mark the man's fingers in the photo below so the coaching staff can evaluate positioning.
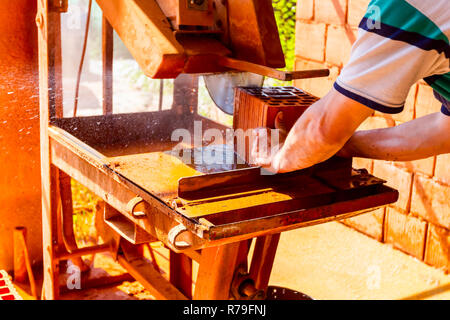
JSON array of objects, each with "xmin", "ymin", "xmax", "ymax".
[
  {"xmin": 253, "ymin": 156, "xmax": 272, "ymax": 168},
  {"xmin": 250, "ymin": 127, "xmax": 285, "ymax": 170}
]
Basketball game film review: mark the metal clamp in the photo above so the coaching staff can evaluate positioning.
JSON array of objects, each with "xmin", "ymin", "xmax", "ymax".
[
  {"xmin": 168, "ymin": 224, "xmax": 192, "ymax": 250},
  {"xmin": 126, "ymin": 197, "xmax": 146, "ymax": 219}
]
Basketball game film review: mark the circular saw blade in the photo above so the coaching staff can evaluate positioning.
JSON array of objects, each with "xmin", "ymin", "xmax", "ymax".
[{"xmin": 204, "ymin": 72, "xmax": 264, "ymax": 115}]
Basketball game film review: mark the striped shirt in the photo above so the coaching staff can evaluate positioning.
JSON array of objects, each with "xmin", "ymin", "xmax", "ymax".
[{"xmin": 335, "ymin": 0, "xmax": 450, "ymax": 116}]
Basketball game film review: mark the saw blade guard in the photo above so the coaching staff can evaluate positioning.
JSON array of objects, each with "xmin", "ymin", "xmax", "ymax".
[{"xmin": 204, "ymin": 72, "xmax": 264, "ymax": 115}]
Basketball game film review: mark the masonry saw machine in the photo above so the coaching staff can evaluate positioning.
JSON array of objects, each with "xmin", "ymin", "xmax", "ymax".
[
  {"xmin": 36, "ymin": 0, "xmax": 399, "ymax": 300},
  {"xmin": 97, "ymin": 0, "xmax": 330, "ymax": 113}
]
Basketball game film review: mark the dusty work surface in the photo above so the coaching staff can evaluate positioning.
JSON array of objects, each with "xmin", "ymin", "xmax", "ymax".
[
  {"xmin": 53, "ymin": 222, "xmax": 450, "ymax": 300},
  {"xmin": 106, "ymin": 144, "xmax": 250, "ymax": 200}
]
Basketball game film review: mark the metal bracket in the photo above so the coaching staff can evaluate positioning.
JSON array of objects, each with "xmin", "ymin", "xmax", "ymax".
[
  {"xmin": 168, "ymin": 224, "xmax": 192, "ymax": 250},
  {"xmin": 126, "ymin": 196, "xmax": 147, "ymax": 219}
]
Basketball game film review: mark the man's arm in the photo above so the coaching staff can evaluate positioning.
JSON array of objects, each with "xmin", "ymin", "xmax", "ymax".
[
  {"xmin": 339, "ymin": 112, "xmax": 450, "ymax": 161},
  {"xmin": 253, "ymin": 88, "xmax": 374, "ymax": 173}
]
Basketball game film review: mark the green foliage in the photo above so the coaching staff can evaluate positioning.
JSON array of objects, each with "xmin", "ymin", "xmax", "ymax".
[{"xmin": 272, "ymin": 0, "xmax": 297, "ymax": 71}]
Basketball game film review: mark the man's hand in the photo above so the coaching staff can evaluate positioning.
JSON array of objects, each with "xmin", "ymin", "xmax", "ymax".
[
  {"xmin": 251, "ymin": 88, "xmax": 374, "ymax": 173},
  {"xmin": 251, "ymin": 112, "xmax": 287, "ymax": 173}
]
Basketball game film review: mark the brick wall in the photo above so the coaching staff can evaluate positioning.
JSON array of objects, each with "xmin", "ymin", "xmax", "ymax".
[{"xmin": 294, "ymin": 0, "xmax": 449, "ymax": 273}]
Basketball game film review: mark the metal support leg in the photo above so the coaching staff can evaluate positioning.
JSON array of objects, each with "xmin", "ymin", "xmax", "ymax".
[
  {"xmin": 250, "ymin": 234, "xmax": 281, "ymax": 290},
  {"xmin": 41, "ymin": 165, "xmax": 61, "ymax": 300},
  {"xmin": 194, "ymin": 242, "xmax": 242, "ymax": 300},
  {"xmin": 170, "ymin": 252, "xmax": 193, "ymax": 299}
]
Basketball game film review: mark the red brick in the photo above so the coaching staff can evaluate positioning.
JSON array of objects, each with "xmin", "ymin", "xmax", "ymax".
[
  {"xmin": 315, "ymin": 0, "xmax": 348, "ymax": 25},
  {"xmin": 294, "ymin": 59, "xmax": 339, "ymax": 97},
  {"xmin": 325, "ymin": 25, "xmax": 358, "ymax": 67},
  {"xmin": 415, "ymin": 84, "xmax": 442, "ymax": 118},
  {"xmin": 385, "ymin": 207, "xmax": 427, "ymax": 259},
  {"xmin": 394, "ymin": 156, "xmax": 436, "ymax": 177},
  {"xmin": 297, "ymin": 0, "xmax": 314, "ymax": 20},
  {"xmin": 373, "ymin": 162, "xmax": 413, "ymax": 212},
  {"xmin": 341, "ymin": 208, "xmax": 385, "ymax": 241},
  {"xmin": 348, "ymin": 0, "xmax": 371, "ymax": 27},
  {"xmin": 424, "ymin": 224, "xmax": 449, "ymax": 273},
  {"xmin": 295, "ymin": 22, "xmax": 326, "ymax": 61},
  {"xmin": 411, "ymin": 175, "xmax": 450, "ymax": 229},
  {"xmin": 435, "ymin": 153, "xmax": 450, "ymax": 186}
]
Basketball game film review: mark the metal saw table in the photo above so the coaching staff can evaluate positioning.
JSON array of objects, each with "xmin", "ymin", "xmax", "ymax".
[
  {"xmin": 37, "ymin": 0, "xmax": 398, "ymax": 300},
  {"xmin": 47, "ymin": 108, "xmax": 398, "ymax": 300}
]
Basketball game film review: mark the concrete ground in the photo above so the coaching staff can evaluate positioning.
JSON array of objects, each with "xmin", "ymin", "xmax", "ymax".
[{"xmin": 270, "ymin": 222, "xmax": 450, "ymax": 300}]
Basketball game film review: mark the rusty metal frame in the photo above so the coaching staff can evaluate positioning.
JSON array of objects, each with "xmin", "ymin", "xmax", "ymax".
[
  {"xmin": 38, "ymin": 0, "xmax": 399, "ymax": 300},
  {"xmin": 49, "ymin": 120, "xmax": 399, "ymax": 249},
  {"xmin": 37, "ymin": 0, "xmax": 205, "ymax": 300},
  {"xmin": 36, "ymin": 0, "xmax": 166, "ymax": 299},
  {"xmin": 38, "ymin": 0, "xmax": 62, "ymax": 300},
  {"xmin": 44, "ymin": 98, "xmax": 398, "ymax": 300}
]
